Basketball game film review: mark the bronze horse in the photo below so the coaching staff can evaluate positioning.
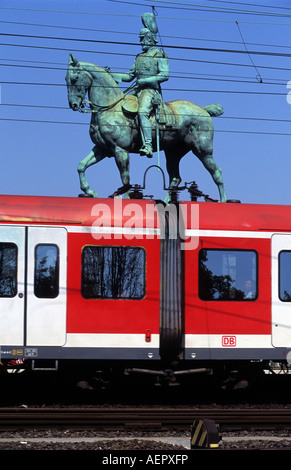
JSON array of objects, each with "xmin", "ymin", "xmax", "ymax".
[{"xmin": 66, "ymin": 54, "xmax": 227, "ymax": 203}]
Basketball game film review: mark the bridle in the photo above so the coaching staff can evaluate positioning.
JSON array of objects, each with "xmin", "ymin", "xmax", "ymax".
[{"xmin": 71, "ymin": 69, "xmax": 137, "ymax": 114}]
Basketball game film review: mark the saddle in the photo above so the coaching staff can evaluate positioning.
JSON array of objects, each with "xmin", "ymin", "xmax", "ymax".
[{"xmin": 121, "ymin": 94, "xmax": 177, "ymax": 130}]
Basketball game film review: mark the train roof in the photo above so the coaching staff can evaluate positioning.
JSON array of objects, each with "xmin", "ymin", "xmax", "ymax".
[
  {"xmin": 0, "ymin": 195, "xmax": 158, "ymax": 228},
  {"xmin": 183, "ymin": 200, "xmax": 291, "ymax": 232},
  {"xmin": 0, "ymin": 194, "xmax": 291, "ymax": 232}
]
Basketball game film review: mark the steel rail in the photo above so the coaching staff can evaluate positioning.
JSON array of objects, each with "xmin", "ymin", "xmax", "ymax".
[{"xmin": 0, "ymin": 408, "xmax": 291, "ymax": 429}]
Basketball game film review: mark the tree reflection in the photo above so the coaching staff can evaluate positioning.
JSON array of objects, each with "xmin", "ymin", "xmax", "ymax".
[
  {"xmin": 199, "ymin": 250, "xmax": 245, "ymax": 300},
  {"xmin": 34, "ymin": 245, "xmax": 59, "ymax": 298},
  {"xmin": 82, "ymin": 246, "xmax": 145, "ymax": 299},
  {"xmin": 0, "ymin": 243, "xmax": 17, "ymax": 297}
]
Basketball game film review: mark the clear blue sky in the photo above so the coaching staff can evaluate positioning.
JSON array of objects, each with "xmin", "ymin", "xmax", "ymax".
[{"xmin": 1, "ymin": 0, "xmax": 290, "ymax": 205}]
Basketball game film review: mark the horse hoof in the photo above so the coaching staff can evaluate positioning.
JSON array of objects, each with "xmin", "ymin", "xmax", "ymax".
[
  {"xmin": 78, "ymin": 193, "xmax": 94, "ymax": 198},
  {"xmin": 79, "ymin": 190, "xmax": 98, "ymax": 198}
]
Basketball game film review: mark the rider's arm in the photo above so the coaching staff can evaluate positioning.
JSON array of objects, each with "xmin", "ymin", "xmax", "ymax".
[
  {"xmin": 106, "ymin": 63, "xmax": 136, "ymax": 84},
  {"xmin": 156, "ymin": 55, "xmax": 169, "ymax": 84}
]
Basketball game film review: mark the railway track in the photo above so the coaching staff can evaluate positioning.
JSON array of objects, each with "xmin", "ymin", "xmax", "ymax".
[{"xmin": 1, "ymin": 407, "xmax": 291, "ymax": 430}]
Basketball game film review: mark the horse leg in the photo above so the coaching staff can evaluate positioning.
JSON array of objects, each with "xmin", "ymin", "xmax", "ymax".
[
  {"xmin": 77, "ymin": 145, "xmax": 106, "ymax": 197},
  {"xmin": 164, "ymin": 147, "xmax": 184, "ymax": 204},
  {"xmin": 114, "ymin": 146, "xmax": 130, "ymax": 198},
  {"xmin": 197, "ymin": 151, "xmax": 227, "ymax": 202}
]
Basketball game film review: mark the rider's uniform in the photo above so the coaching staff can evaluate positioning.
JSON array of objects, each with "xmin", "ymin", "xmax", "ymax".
[{"xmin": 128, "ymin": 47, "xmax": 169, "ymax": 157}]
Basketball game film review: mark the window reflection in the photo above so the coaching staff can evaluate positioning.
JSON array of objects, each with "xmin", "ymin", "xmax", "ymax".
[
  {"xmin": 34, "ymin": 245, "xmax": 59, "ymax": 298},
  {"xmin": 279, "ymin": 251, "xmax": 291, "ymax": 301},
  {"xmin": 82, "ymin": 246, "xmax": 146, "ymax": 299},
  {"xmin": 0, "ymin": 243, "xmax": 17, "ymax": 297},
  {"xmin": 199, "ymin": 249, "xmax": 257, "ymax": 301}
]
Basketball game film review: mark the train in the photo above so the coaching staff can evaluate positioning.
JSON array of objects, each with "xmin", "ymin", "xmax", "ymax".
[{"xmin": 1, "ymin": 188, "xmax": 291, "ymax": 388}]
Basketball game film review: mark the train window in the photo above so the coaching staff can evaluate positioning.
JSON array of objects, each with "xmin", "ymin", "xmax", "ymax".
[
  {"xmin": 34, "ymin": 244, "xmax": 59, "ymax": 298},
  {"xmin": 279, "ymin": 251, "xmax": 291, "ymax": 301},
  {"xmin": 199, "ymin": 249, "xmax": 257, "ymax": 301},
  {"xmin": 81, "ymin": 246, "xmax": 146, "ymax": 299},
  {"xmin": 0, "ymin": 243, "xmax": 17, "ymax": 297}
]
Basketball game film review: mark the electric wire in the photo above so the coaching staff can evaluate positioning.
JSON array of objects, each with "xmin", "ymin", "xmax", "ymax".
[
  {"xmin": 235, "ymin": 21, "xmax": 262, "ymax": 82},
  {"xmin": 1, "ymin": 19, "xmax": 291, "ymax": 52},
  {"xmin": 0, "ymin": 41, "xmax": 290, "ymax": 81},
  {"xmin": 1, "ymin": 32, "xmax": 291, "ymax": 58},
  {"xmin": 0, "ymin": 61, "xmax": 287, "ymax": 86},
  {"xmin": 0, "ymin": 81, "xmax": 287, "ymax": 96},
  {"xmin": 110, "ymin": 0, "xmax": 291, "ymax": 18},
  {"xmin": 1, "ymin": 5, "xmax": 291, "ymax": 26},
  {"xmin": 2, "ymin": 103, "xmax": 291, "ymax": 127},
  {"xmin": 206, "ymin": 0, "xmax": 291, "ymax": 13},
  {"xmin": 0, "ymin": 3, "xmax": 290, "ymax": 141},
  {"xmin": 1, "ymin": 55, "xmax": 290, "ymax": 73},
  {"xmin": 0, "ymin": 117, "xmax": 289, "ymax": 136}
]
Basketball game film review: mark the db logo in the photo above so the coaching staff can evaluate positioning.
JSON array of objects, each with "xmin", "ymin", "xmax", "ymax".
[{"xmin": 222, "ymin": 336, "xmax": 236, "ymax": 347}]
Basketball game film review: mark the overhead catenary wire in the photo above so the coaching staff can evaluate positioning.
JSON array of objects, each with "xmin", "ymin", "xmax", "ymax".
[
  {"xmin": 1, "ymin": 54, "xmax": 290, "ymax": 73},
  {"xmin": 3, "ymin": 102, "xmax": 291, "ymax": 126},
  {"xmin": 2, "ymin": 4, "xmax": 291, "ymax": 26},
  {"xmin": 1, "ymin": 19, "xmax": 291, "ymax": 52},
  {"xmin": 0, "ymin": 81, "xmax": 287, "ymax": 96},
  {"xmin": 235, "ymin": 20, "xmax": 263, "ymax": 83},
  {"xmin": 0, "ymin": 40, "xmax": 290, "ymax": 82},
  {"xmin": 206, "ymin": 0, "xmax": 291, "ymax": 13},
  {"xmin": 0, "ymin": 117, "xmax": 290, "ymax": 136},
  {"xmin": 0, "ymin": 4, "xmax": 289, "ymax": 138},
  {"xmin": 0, "ymin": 7, "xmax": 289, "ymax": 160},
  {"xmin": 1, "ymin": 32, "xmax": 291, "ymax": 58},
  {"xmin": 0, "ymin": 61, "xmax": 288, "ymax": 86},
  {"xmin": 110, "ymin": 0, "xmax": 291, "ymax": 19}
]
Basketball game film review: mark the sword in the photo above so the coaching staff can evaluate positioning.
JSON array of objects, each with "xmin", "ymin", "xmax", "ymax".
[{"xmin": 152, "ymin": 95, "xmax": 161, "ymax": 170}]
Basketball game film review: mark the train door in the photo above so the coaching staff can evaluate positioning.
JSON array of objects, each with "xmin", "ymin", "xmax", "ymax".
[
  {"xmin": 26, "ymin": 227, "xmax": 67, "ymax": 346},
  {"xmin": 0, "ymin": 226, "xmax": 67, "ymax": 346},
  {"xmin": 271, "ymin": 234, "xmax": 291, "ymax": 347},
  {"xmin": 0, "ymin": 226, "xmax": 25, "ymax": 345}
]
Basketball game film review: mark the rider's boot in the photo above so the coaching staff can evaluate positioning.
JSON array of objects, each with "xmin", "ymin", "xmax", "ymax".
[{"xmin": 139, "ymin": 114, "xmax": 153, "ymax": 158}]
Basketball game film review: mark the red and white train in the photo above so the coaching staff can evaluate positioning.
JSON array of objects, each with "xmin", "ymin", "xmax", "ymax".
[{"xmin": 1, "ymin": 192, "xmax": 291, "ymax": 382}]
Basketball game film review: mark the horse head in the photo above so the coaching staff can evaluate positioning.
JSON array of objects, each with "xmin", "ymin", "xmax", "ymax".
[
  {"xmin": 66, "ymin": 54, "xmax": 124, "ymax": 111},
  {"xmin": 66, "ymin": 54, "xmax": 93, "ymax": 111}
]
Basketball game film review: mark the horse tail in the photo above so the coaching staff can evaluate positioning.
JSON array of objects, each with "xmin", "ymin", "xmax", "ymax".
[{"xmin": 203, "ymin": 104, "xmax": 224, "ymax": 117}]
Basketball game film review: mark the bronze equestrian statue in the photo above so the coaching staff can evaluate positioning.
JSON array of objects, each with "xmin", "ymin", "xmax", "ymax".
[{"xmin": 66, "ymin": 13, "xmax": 227, "ymax": 203}]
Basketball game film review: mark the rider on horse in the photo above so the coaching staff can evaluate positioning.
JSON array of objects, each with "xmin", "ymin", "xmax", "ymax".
[{"xmin": 107, "ymin": 13, "xmax": 169, "ymax": 158}]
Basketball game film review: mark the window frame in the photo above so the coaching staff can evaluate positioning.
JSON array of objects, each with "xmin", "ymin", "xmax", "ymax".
[
  {"xmin": 0, "ymin": 242, "xmax": 18, "ymax": 298},
  {"xmin": 198, "ymin": 248, "xmax": 258, "ymax": 302},
  {"xmin": 278, "ymin": 250, "xmax": 291, "ymax": 302},
  {"xmin": 81, "ymin": 245, "xmax": 146, "ymax": 300},
  {"xmin": 34, "ymin": 243, "xmax": 60, "ymax": 299}
]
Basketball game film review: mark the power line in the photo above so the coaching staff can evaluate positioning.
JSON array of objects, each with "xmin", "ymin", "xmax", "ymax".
[
  {"xmin": 1, "ymin": 32, "xmax": 291, "ymax": 58},
  {"xmin": 206, "ymin": 0, "xmax": 291, "ymax": 13},
  {"xmin": 2, "ymin": 103, "xmax": 291, "ymax": 125},
  {"xmin": 235, "ymin": 20, "xmax": 262, "ymax": 83},
  {"xmin": 1, "ymin": 20, "xmax": 291, "ymax": 51},
  {"xmin": 1, "ymin": 117, "xmax": 290, "ymax": 136},
  {"xmin": 111, "ymin": 0, "xmax": 291, "ymax": 18},
  {"xmin": 0, "ymin": 6, "xmax": 138, "ymax": 18},
  {"xmin": 148, "ymin": 0, "xmax": 291, "ymax": 20},
  {"xmin": 0, "ymin": 40, "xmax": 290, "ymax": 83},
  {"xmin": 1, "ymin": 81, "xmax": 287, "ymax": 96},
  {"xmin": 0, "ymin": 62, "xmax": 287, "ymax": 86},
  {"xmin": 1, "ymin": 54, "xmax": 289, "ymax": 73},
  {"xmin": 1, "ymin": 5, "xmax": 291, "ymax": 26}
]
